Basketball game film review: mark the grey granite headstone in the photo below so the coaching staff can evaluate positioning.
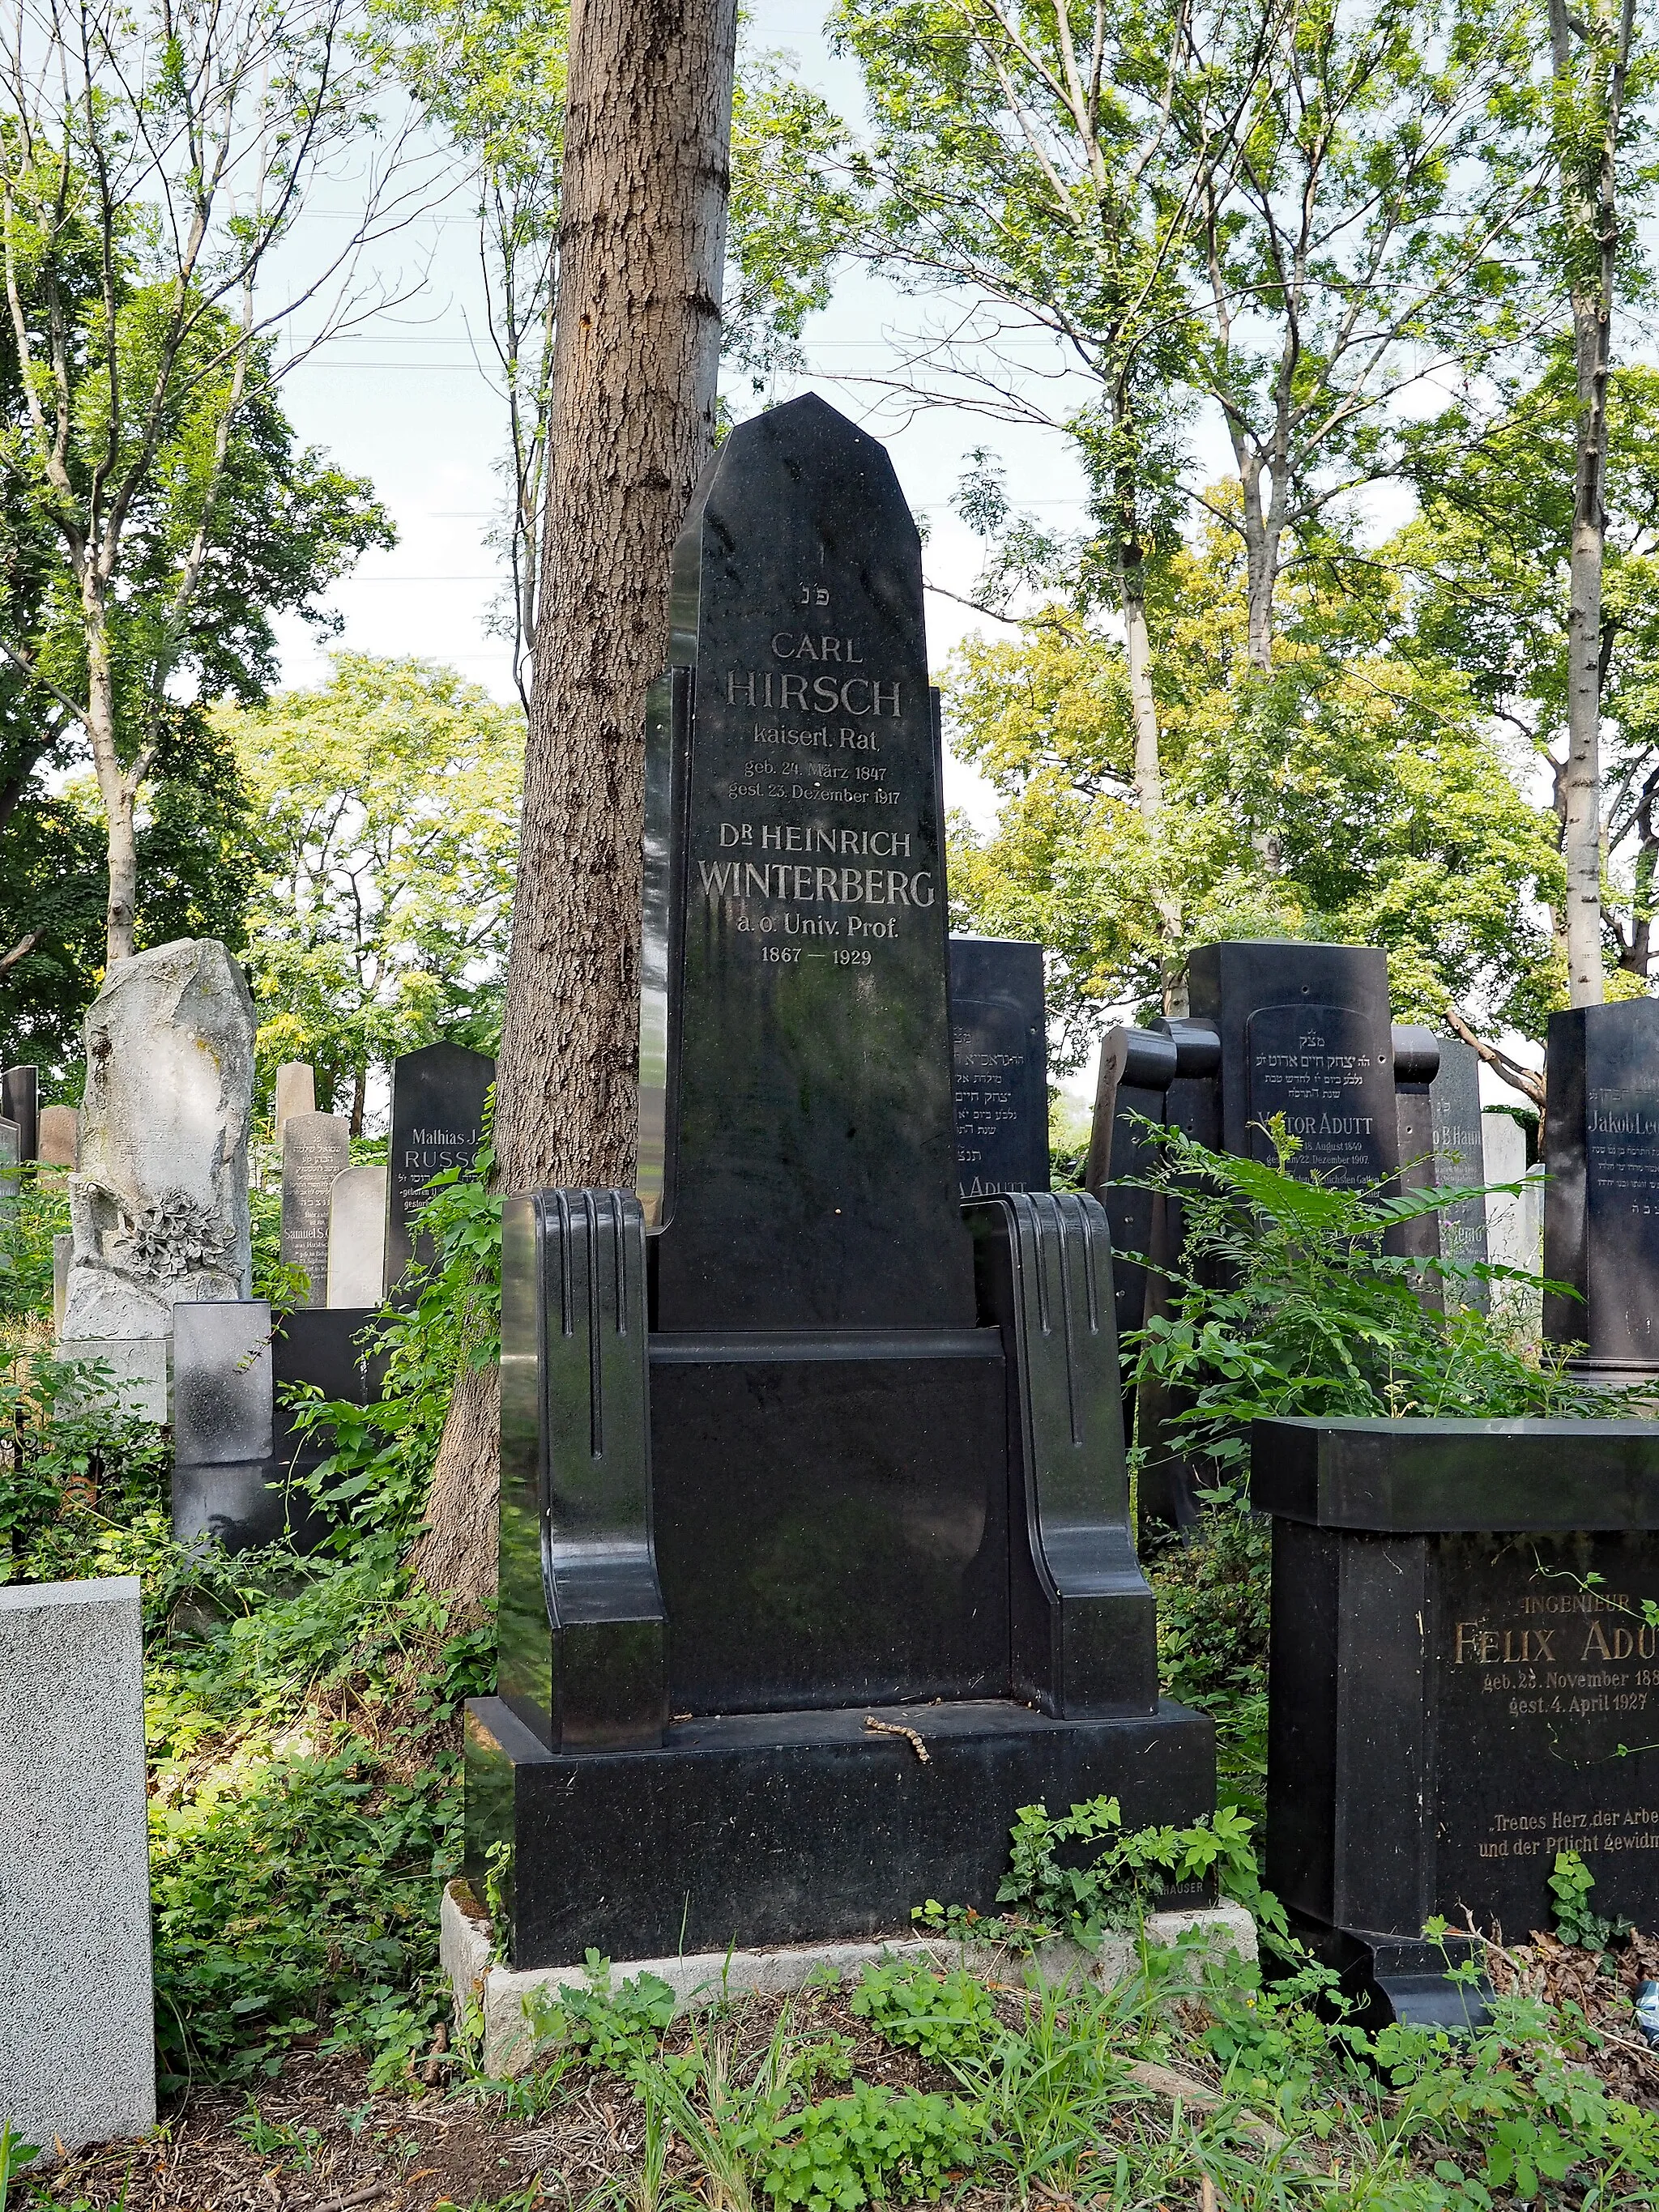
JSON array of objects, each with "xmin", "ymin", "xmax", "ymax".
[
  {"xmin": 1430, "ymin": 1035, "xmax": 1489, "ymax": 1307},
  {"xmin": 172, "ymin": 1300, "xmax": 274, "ymax": 1465},
  {"xmin": 0, "ymin": 1576, "xmax": 155, "ymax": 2151},
  {"xmin": 53, "ymin": 1232, "xmax": 70, "ymax": 1334},
  {"xmin": 0, "ymin": 1114, "xmax": 17, "ymax": 1215},
  {"xmin": 327, "ymin": 1164, "xmax": 388, "ymax": 1307},
  {"xmin": 37, "ymin": 1103, "xmax": 78, "ymax": 1168},
  {"xmin": 275, "ymin": 1061, "xmax": 316, "ymax": 1136},
  {"xmin": 280, "ymin": 1113, "xmax": 350, "ymax": 1307},
  {"xmin": 62, "ymin": 937, "xmax": 254, "ymax": 1345},
  {"xmin": 1484, "ymin": 1110, "xmax": 1541, "ymax": 1275},
  {"xmin": 2, "ymin": 1063, "xmax": 37, "ymax": 1160}
]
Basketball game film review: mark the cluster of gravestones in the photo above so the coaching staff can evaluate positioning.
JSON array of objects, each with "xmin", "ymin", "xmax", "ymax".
[
  {"xmin": 467, "ymin": 395, "xmax": 1659, "ymax": 2034},
  {"xmin": 14, "ymin": 397, "xmax": 1659, "ymax": 2141},
  {"xmin": 169, "ymin": 1040, "xmax": 494, "ymax": 1550},
  {"xmin": 4, "ymin": 967, "xmax": 493, "ymax": 1548}
]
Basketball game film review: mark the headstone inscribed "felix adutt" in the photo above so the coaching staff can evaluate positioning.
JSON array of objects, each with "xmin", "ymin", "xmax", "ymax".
[{"xmin": 384, "ymin": 1042, "xmax": 494, "ymax": 1293}]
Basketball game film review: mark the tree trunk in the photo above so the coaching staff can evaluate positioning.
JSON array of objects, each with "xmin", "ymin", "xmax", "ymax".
[
  {"xmin": 1554, "ymin": 0, "xmax": 1631, "ymax": 1009},
  {"xmin": 84, "ymin": 598, "xmax": 139, "ymax": 966},
  {"xmin": 410, "ymin": 0, "xmax": 738, "ymax": 1612}
]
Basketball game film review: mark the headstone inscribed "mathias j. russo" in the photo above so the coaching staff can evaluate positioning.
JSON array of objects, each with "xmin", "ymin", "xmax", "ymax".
[{"xmin": 384, "ymin": 1042, "xmax": 494, "ymax": 1294}]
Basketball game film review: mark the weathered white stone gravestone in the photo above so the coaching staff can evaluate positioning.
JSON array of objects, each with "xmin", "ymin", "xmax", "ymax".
[
  {"xmin": 59, "ymin": 940, "xmax": 255, "ymax": 1417},
  {"xmin": 275, "ymin": 1060, "xmax": 316, "ymax": 1137},
  {"xmin": 0, "ymin": 1577, "xmax": 155, "ymax": 2152},
  {"xmin": 37, "ymin": 1102, "xmax": 79, "ymax": 1167},
  {"xmin": 281, "ymin": 1111, "xmax": 349, "ymax": 1307},
  {"xmin": 326, "ymin": 1163, "xmax": 388, "ymax": 1307}
]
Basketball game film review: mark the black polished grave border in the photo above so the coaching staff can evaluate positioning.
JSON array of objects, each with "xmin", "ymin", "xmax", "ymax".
[
  {"xmin": 467, "ymin": 1693, "xmax": 1214, "ymax": 1965},
  {"xmin": 1252, "ymin": 1414, "xmax": 1659, "ymax": 2030}
]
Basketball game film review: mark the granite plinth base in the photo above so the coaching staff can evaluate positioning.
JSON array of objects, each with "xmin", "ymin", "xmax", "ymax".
[
  {"xmin": 467, "ymin": 1692, "xmax": 1213, "ymax": 1968},
  {"xmin": 1566, "ymin": 1356, "xmax": 1659, "ymax": 1399},
  {"xmin": 441, "ymin": 1877, "xmax": 1257, "ymax": 2074},
  {"xmin": 171, "ymin": 1457, "xmax": 331, "ymax": 1553},
  {"xmin": 1278, "ymin": 1912, "xmax": 1491, "ymax": 2033},
  {"xmin": 57, "ymin": 1336, "xmax": 168, "ymax": 1423}
]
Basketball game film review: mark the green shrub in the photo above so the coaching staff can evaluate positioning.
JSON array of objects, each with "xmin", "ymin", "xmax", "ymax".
[
  {"xmin": 848, "ymin": 1958, "xmax": 997, "ymax": 2062},
  {"xmin": 744, "ymin": 2083, "xmax": 983, "ymax": 2212}
]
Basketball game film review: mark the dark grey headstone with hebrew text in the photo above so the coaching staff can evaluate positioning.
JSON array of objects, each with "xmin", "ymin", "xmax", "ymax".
[{"xmin": 949, "ymin": 937, "xmax": 1048, "ymax": 1202}]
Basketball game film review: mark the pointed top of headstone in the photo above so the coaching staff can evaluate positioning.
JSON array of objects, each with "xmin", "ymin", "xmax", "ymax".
[{"xmin": 275, "ymin": 1062, "xmax": 315, "ymax": 1136}]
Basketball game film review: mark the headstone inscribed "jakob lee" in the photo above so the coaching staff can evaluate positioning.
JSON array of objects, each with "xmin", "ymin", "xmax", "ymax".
[
  {"xmin": 949, "ymin": 937, "xmax": 1049, "ymax": 1201},
  {"xmin": 385, "ymin": 1042, "xmax": 494, "ymax": 1294},
  {"xmin": 280, "ymin": 1112, "xmax": 350, "ymax": 1307}
]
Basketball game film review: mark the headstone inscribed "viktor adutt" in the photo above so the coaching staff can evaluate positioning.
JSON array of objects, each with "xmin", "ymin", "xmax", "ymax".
[{"xmin": 1188, "ymin": 940, "xmax": 1397, "ymax": 1188}]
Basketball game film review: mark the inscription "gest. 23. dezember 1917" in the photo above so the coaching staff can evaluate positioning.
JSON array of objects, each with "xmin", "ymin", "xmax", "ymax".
[{"xmin": 699, "ymin": 611, "xmax": 934, "ymax": 952}]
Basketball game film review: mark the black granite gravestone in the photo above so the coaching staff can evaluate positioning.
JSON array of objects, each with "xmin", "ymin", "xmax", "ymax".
[
  {"xmin": 949, "ymin": 937, "xmax": 1049, "ymax": 1202},
  {"xmin": 384, "ymin": 1042, "xmax": 495, "ymax": 1293},
  {"xmin": 1188, "ymin": 942, "xmax": 1397, "ymax": 1185},
  {"xmin": 1388, "ymin": 1026, "xmax": 1442, "ymax": 1294},
  {"xmin": 2, "ymin": 1066, "xmax": 36, "ymax": 1162},
  {"xmin": 1431, "ymin": 1035, "xmax": 1490, "ymax": 1309},
  {"xmin": 1254, "ymin": 1416, "xmax": 1659, "ymax": 2027},
  {"xmin": 470, "ymin": 395, "xmax": 1213, "ymax": 1966},
  {"xmin": 1544, "ymin": 1000, "xmax": 1659, "ymax": 1383},
  {"xmin": 1085, "ymin": 1026, "xmax": 1178, "ymax": 1363}
]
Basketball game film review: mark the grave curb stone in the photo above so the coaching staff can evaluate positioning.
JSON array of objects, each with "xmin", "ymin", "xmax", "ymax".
[
  {"xmin": 0, "ymin": 1575, "xmax": 155, "ymax": 2152},
  {"xmin": 437, "ymin": 1880, "xmax": 1257, "ymax": 2076}
]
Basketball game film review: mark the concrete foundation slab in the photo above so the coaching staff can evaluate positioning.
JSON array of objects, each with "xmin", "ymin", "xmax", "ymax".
[{"xmin": 438, "ymin": 1880, "xmax": 1256, "ymax": 2077}]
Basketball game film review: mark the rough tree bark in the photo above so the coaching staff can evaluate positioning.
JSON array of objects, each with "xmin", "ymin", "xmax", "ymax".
[
  {"xmin": 409, "ymin": 0, "xmax": 738, "ymax": 1609},
  {"xmin": 1553, "ymin": 0, "xmax": 1634, "ymax": 1009}
]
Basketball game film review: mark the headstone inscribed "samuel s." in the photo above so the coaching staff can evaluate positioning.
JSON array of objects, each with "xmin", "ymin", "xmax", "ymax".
[
  {"xmin": 385, "ymin": 1042, "xmax": 494, "ymax": 1293},
  {"xmin": 1188, "ymin": 940, "xmax": 1397, "ymax": 1187},
  {"xmin": 949, "ymin": 936, "xmax": 1049, "ymax": 1201},
  {"xmin": 281, "ymin": 1112, "xmax": 350, "ymax": 1306},
  {"xmin": 327, "ymin": 1164, "xmax": 388, "ymax": 1307},
  {"xmin": 1544, "ymin": 999, "xmax": 1659, "ymax": 1380},
  {"xmin": 642, "ymin": 391, "xmax": 966, "ymax": 1328}
]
